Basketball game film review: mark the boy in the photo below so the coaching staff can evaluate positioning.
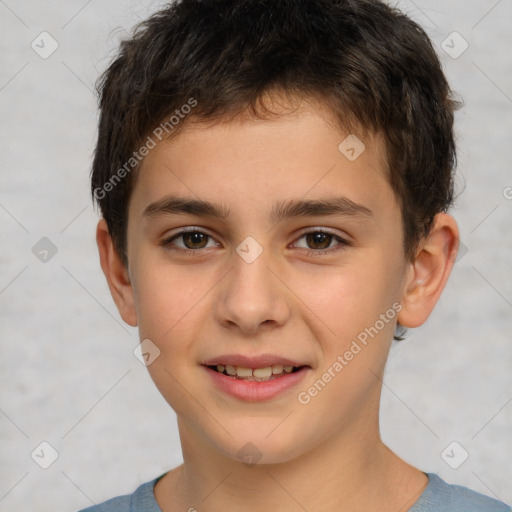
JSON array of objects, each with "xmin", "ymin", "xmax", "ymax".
[{"xmin": 81, "ymin": 0, "xmax": 511, "ymax": 510}]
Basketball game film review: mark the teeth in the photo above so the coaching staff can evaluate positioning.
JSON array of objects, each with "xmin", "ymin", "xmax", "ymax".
[
  {"xmin": 253, "ymin": 367, "xmax": 272, "ymax": 378},
  {"xmin": 236, "ymin": 366, "xmax": 253, "ymax": 377},
  {"xmin": 212, "ymin": 363, "xmax": 301, "ymax": 381}
]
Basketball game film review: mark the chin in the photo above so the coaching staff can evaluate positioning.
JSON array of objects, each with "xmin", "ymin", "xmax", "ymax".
[{"xmin": 211, "ymin": 427, "xmax": 311, "ymax": 466}]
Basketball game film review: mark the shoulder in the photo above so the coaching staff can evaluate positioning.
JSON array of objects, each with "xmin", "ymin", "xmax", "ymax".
[
  {"xmin": 76, "ymin": 475, "xmax": 163, "ymax": 512},
  {"xmin": 410, "ymin": 473, "xmax": 511, "ymax": 512}
]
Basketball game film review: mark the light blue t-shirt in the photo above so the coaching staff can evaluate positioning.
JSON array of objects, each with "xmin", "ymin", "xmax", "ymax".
[{"xmin": 77, "ymin": 472, "xmax": 511, "ymax": 512}]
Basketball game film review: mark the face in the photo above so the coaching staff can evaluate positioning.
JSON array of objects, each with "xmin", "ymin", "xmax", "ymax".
[{"xmin": 123, "ymin": 99, "xmax": 410, "ymax": 464}]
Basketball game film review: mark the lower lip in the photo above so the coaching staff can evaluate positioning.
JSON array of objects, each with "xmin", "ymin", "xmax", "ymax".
[{"xmin": 203, "ymin": 366, "xmax": 310, "ymax": 402}]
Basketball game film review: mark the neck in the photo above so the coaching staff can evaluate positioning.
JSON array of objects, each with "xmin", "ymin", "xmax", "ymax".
[{"xmin": 156, "ymin": 394, "xmax": 427, "ymax": 512}]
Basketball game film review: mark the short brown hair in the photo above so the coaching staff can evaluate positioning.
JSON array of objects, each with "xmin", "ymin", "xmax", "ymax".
[{"xmin": 91, "ymin": 0, "xmax": 459, "ymax": 270}]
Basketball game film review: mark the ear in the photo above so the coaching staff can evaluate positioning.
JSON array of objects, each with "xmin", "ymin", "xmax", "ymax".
[
  {"xmin": 96, "ymin": 218, "xmax": 138, "ymax": 327},
  {"xmin": 397, "ymin": 213, "xmax": 459, "ymax": 329}
]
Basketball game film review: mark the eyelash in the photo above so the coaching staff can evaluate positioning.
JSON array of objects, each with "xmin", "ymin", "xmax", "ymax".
[{"xmin": 160, "ymin": 228, "xmax": 350, "ymax": 257}]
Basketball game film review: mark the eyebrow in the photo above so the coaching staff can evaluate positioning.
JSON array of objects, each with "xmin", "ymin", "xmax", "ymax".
[{"xmin": 142, "ymin": 195, "xmax": 373, "ymax": 223}]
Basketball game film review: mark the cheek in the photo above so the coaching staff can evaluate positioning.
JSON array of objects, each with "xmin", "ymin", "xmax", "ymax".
[
  {"xmin": 317, "ymin": 259, "xmax": 401, "ymax": 340},
  {"xmin": 132, "ymin": 255, "xmax": 206, "ymax": 340},
  {"xmin": 132, "ymin": 263, "xmax": 209, "ymax": 415}
]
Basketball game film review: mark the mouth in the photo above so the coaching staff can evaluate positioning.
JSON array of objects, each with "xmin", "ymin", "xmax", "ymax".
[
  {"xmin": 206, "ymin": 364, "xmax": 305, "ymax": 382},
  {"xmin": 201, "ymin": 354, "xmax": 311, "ymax": 401}
]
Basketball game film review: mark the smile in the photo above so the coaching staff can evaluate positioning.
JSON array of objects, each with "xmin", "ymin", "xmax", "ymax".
[
  {"xmin": 203, "ymin": 364, "xmax": 310, "ymax": 401},
  {"xmin": 207, "ymin": 364, "xmax": 303, "ymax": 382}
]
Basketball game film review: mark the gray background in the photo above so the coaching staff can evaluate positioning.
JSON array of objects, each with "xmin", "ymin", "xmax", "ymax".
[{"xmin": 0, "ymin": 1, "xmax": 511, "ymax": 510}]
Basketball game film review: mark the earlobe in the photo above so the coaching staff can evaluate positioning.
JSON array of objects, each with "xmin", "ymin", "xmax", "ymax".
[
  {"xmin": 397, "ymin": 213, "xmax": 459, "ymax": 329},
  {"xmin": 96, "ymin": 219, "xmax": 138, "ymax": 327}
]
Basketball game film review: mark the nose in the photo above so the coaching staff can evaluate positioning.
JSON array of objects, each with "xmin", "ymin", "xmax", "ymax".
[{"xmin": 213, "ymin": 247, "xmax": 290, "ymax": 336}]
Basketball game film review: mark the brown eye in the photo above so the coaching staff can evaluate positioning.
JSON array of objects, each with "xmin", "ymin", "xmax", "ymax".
[
  {"xmin": 304, "ymin": 232, "xmax": 333, "ymax": 250},
  {"xmin": 293, "ymin": 230, "xmax": 348, "ymax": 254},
  {"xmin": 181, "ymin": 231, "xmax": 209, "ymax": 249},
  {"xmin": 162, "ymin": 229, "xmax": 217, "ymax": 253}
]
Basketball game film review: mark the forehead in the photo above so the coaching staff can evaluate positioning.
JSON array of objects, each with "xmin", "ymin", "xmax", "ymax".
[{"xmin": 129, "ymin": 99, "xmax": 396, "ymax": 226}]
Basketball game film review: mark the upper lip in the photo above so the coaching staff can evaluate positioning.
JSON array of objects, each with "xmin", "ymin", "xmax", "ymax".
[{"xmin": 202, "ymin": 353, "xmax": 309, "ymax": 368}]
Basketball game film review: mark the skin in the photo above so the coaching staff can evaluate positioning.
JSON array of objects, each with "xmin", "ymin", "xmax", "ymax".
[{"xmin": 97, "ymin": 95, "xmax": 459, "ymax": 512}]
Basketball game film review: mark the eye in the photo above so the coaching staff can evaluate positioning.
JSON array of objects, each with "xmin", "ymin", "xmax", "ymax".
[
  {"xmin": 161, "ymin": 229, "xmax": 219, "ymax": 254},
  {"xmin": 292, "ymin": 229, "xmax": 349, "ymax": 255}
]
